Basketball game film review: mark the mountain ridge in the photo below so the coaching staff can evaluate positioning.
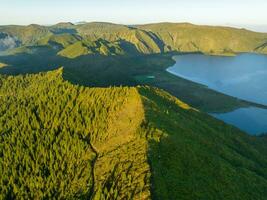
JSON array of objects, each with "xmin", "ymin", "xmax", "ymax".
[
  {"xmin": 1, "ymin": 22, "xmax": 266, "ymax": 57},
  {"xmin": 1, "ymin": 68, "xmax": 267, "ymax": 199}
]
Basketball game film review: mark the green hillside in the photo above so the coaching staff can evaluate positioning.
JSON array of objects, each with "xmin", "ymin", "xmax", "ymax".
[
  {"xmin": 37, "ymin": 33, "xmax": 81, "ymax": 49},
  {"xmin": 58, "ymin": 39, "xmax": 125, "ymax": 58},
  {"xmin": 1, "ymin": 69, "xmax": 267, "ymax": 199},
  {"xmin": 1, "ymin": 22, "xmax": 267, "ymax": 57},
  {"xmin": 75, "ymin": 22, "xmax": 267, "ymax": 55},
  {"xmin": 137, "ymin": 23, "xmax": 267, "ymax": 55},
  {"xmin": 255, "ymin": 42, "xmax": 267, "ymax": 53},
  {"xmin": 0, "ymin": 24, "xmax": 52, "ymax": 45},
  {"xmin": 0, "ymin": 62, "xmax": 7, "ymax": 68},
  {"xmin": 0, "ymin": 50, "xmax": 263, "ymax": 113}
]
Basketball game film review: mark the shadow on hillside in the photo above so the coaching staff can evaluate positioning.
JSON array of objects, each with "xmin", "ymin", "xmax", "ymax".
[
  {"xmin": 51, "ymin": 28, "xmax": 77, "ymax": 35},
  {"xmin": 0, "ymin": 48, "xmax": 259, "ymax": 113},
  {"xmin": 0, "ymin": 47, "xmax": 65, "ymax": 75},
  {"xmin": 138, "ymin": 86, "xmax": 267, "ymax": 199},
  {"xmin": 0, "ymin": 47, "xmax": 174, "ymax": 87}
]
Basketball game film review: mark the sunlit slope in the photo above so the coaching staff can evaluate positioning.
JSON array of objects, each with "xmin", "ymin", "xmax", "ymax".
[
  {"xmin": 57, "ymin": 39, "xmax": 125, "ymax": 58},
  {"xmin": 0, "ymin": 63, "xmax": 7, "ymax": 68},
  {"xmin": 37, "ymin": 33, "xmax": 81, "ymax": 48},
  {"xmin": 0, "ymin": 24, "xmax": 52, "ymax": 45},
  {"xmin": 0, "ymin": 69, "xmax": 150, "ymax": 199},
  {"xmin": 139, "ymin": 87, "xmax": 267, "ymax": 199},
  {"xmin": 2, "ymin": 22, "xmax": 266, "ymax": 57},
  {"xmin": 137, "ymin": 23, "xmax": 267, "ymax": 55},
  {"xmin": 0, "ymin": 69, "xmax": 267, "ymax": 199},
  {"xmin": 255, "ymin": 42, "xmax": 267, "ymax": 53},
  {"xmin": 76, "ymin": 22, "xmax": 162, "ymax": 54},
  {"xmin": 76, "ymin": 22, "xmax": 267, "ymax": 56}
]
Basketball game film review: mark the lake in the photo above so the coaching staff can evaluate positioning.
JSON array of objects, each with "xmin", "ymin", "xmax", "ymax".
[{"xmin": 167, "ymin": 53, "xmax": 267, "ymax": 135}]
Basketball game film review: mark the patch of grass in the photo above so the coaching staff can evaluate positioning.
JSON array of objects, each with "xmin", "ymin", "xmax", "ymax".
[{"xmin": 0, "ymin": 63, "xmax": 7, "ymax": 68}]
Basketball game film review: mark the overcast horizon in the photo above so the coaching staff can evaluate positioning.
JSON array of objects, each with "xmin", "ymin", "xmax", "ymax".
[{"xmin": 1, "ymin": 0, "xmax": 267, "ymax": 32}]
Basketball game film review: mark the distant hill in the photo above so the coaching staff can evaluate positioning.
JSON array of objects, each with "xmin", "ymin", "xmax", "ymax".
[
  {"xmin": 0, "ymin": 69, "xmax": 267, "ymax": 199},
  {"xmin": 0, "ymin": 24, "xmax": 52, "ymax": 45},
  {"xmin": 0, "ymin": 22, "xmax": 266, "ymax": 57},
  {"xmin": 137, "ymin": 23, "xmax": 267, "ymax": 55}
]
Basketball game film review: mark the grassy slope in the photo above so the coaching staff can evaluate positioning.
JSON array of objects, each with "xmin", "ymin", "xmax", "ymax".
[
  {"xmin": 137, "ymin": 23, "xmax": 267, "ymax": 55},
  {"xmin": 255, "ymin": 42, "xmax": 267, "ymax": 53},
  {"xmin": 75, "ymin": 22, "xmax": 267, "ymax": 55},
  {"xmin": 0, "ymin": 24, "xmax": 52, "ymax": 45},
  {"xmin": 70, "ymin": 22, "xmax": 267, "ymax": 57},
  {"xmin": 77, "ymin": 22, "xmax": 267, "ymax": 55},
  {"xmin": 58, "ymin": 41, "xmax": 90, "ymax": 58},
  {"xmin": 2, "ymin": 22, "xmax": 266, "ymax": 57},
  {"xmin": 0, "ymin": 69, "xmax": 267, "ymax": 199},
  {"xmin": 58, "ymin": 39, "xmax": 125, "ymax": 58},
  {"xmin": 37, "ymin": 33, "xmax": 81, "ymax": 48},
  {"xmin": 0, "ymin": 63, "xmax": 7, "ymax": 68},
  {"xmin": 76, "ymin": 22, "xmax": 161, "ymax": 54}
]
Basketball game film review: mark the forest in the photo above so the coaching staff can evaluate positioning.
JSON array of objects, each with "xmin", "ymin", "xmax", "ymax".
[
  {"xmin": 1, "ymin": 69, "xmax": 267, "ymax": 199},
  {"xmin": 1, "ymin": 1, "xmax": 267, "ymax": 199}
]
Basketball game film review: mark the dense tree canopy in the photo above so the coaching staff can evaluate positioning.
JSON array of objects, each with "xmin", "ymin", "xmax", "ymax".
[
  {"xmin": 0, "ymin": 69, "xmax": 150, "ymax": 199},
  {"xmin": 0, "ymin": 69, "xmax": 267, "ymax": 199}
]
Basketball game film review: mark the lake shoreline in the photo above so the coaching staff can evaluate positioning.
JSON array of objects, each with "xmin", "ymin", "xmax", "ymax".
[
  {"xmin": 167, "ymin": 53, "xmax": 267, "ymax": 135},
  {"xmin": 166, "ymin": 63, "xmax": 267, "ymax": 112}
]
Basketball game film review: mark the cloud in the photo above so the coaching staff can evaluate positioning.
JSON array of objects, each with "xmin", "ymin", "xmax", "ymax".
[{"xmin": 0, "ymin": 33, "xmax": 20, "ymax": 51}]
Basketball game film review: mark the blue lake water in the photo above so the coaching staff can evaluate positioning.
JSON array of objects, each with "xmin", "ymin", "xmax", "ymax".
[
  {"xmin": 167, "ymin": 54, "xmax": 267, "ymax": 135},
  {"xmin": 211, "ymin": 107, "xmax": 267, "ymax": 135}
]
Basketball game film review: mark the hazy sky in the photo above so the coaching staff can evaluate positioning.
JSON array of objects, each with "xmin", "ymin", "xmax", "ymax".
[{"xmin": 0, "ymin": 0, "xmax": 267, "ymax": 31}]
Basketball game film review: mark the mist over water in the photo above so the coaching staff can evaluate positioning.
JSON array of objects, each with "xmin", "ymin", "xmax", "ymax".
[
  {"xmin": 0, "ymin": 33, "xmax": 19, "ymax": 51},
  {"xmin": 168, "ymin": 53, "xmax": 267, "ymax": 135}
]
